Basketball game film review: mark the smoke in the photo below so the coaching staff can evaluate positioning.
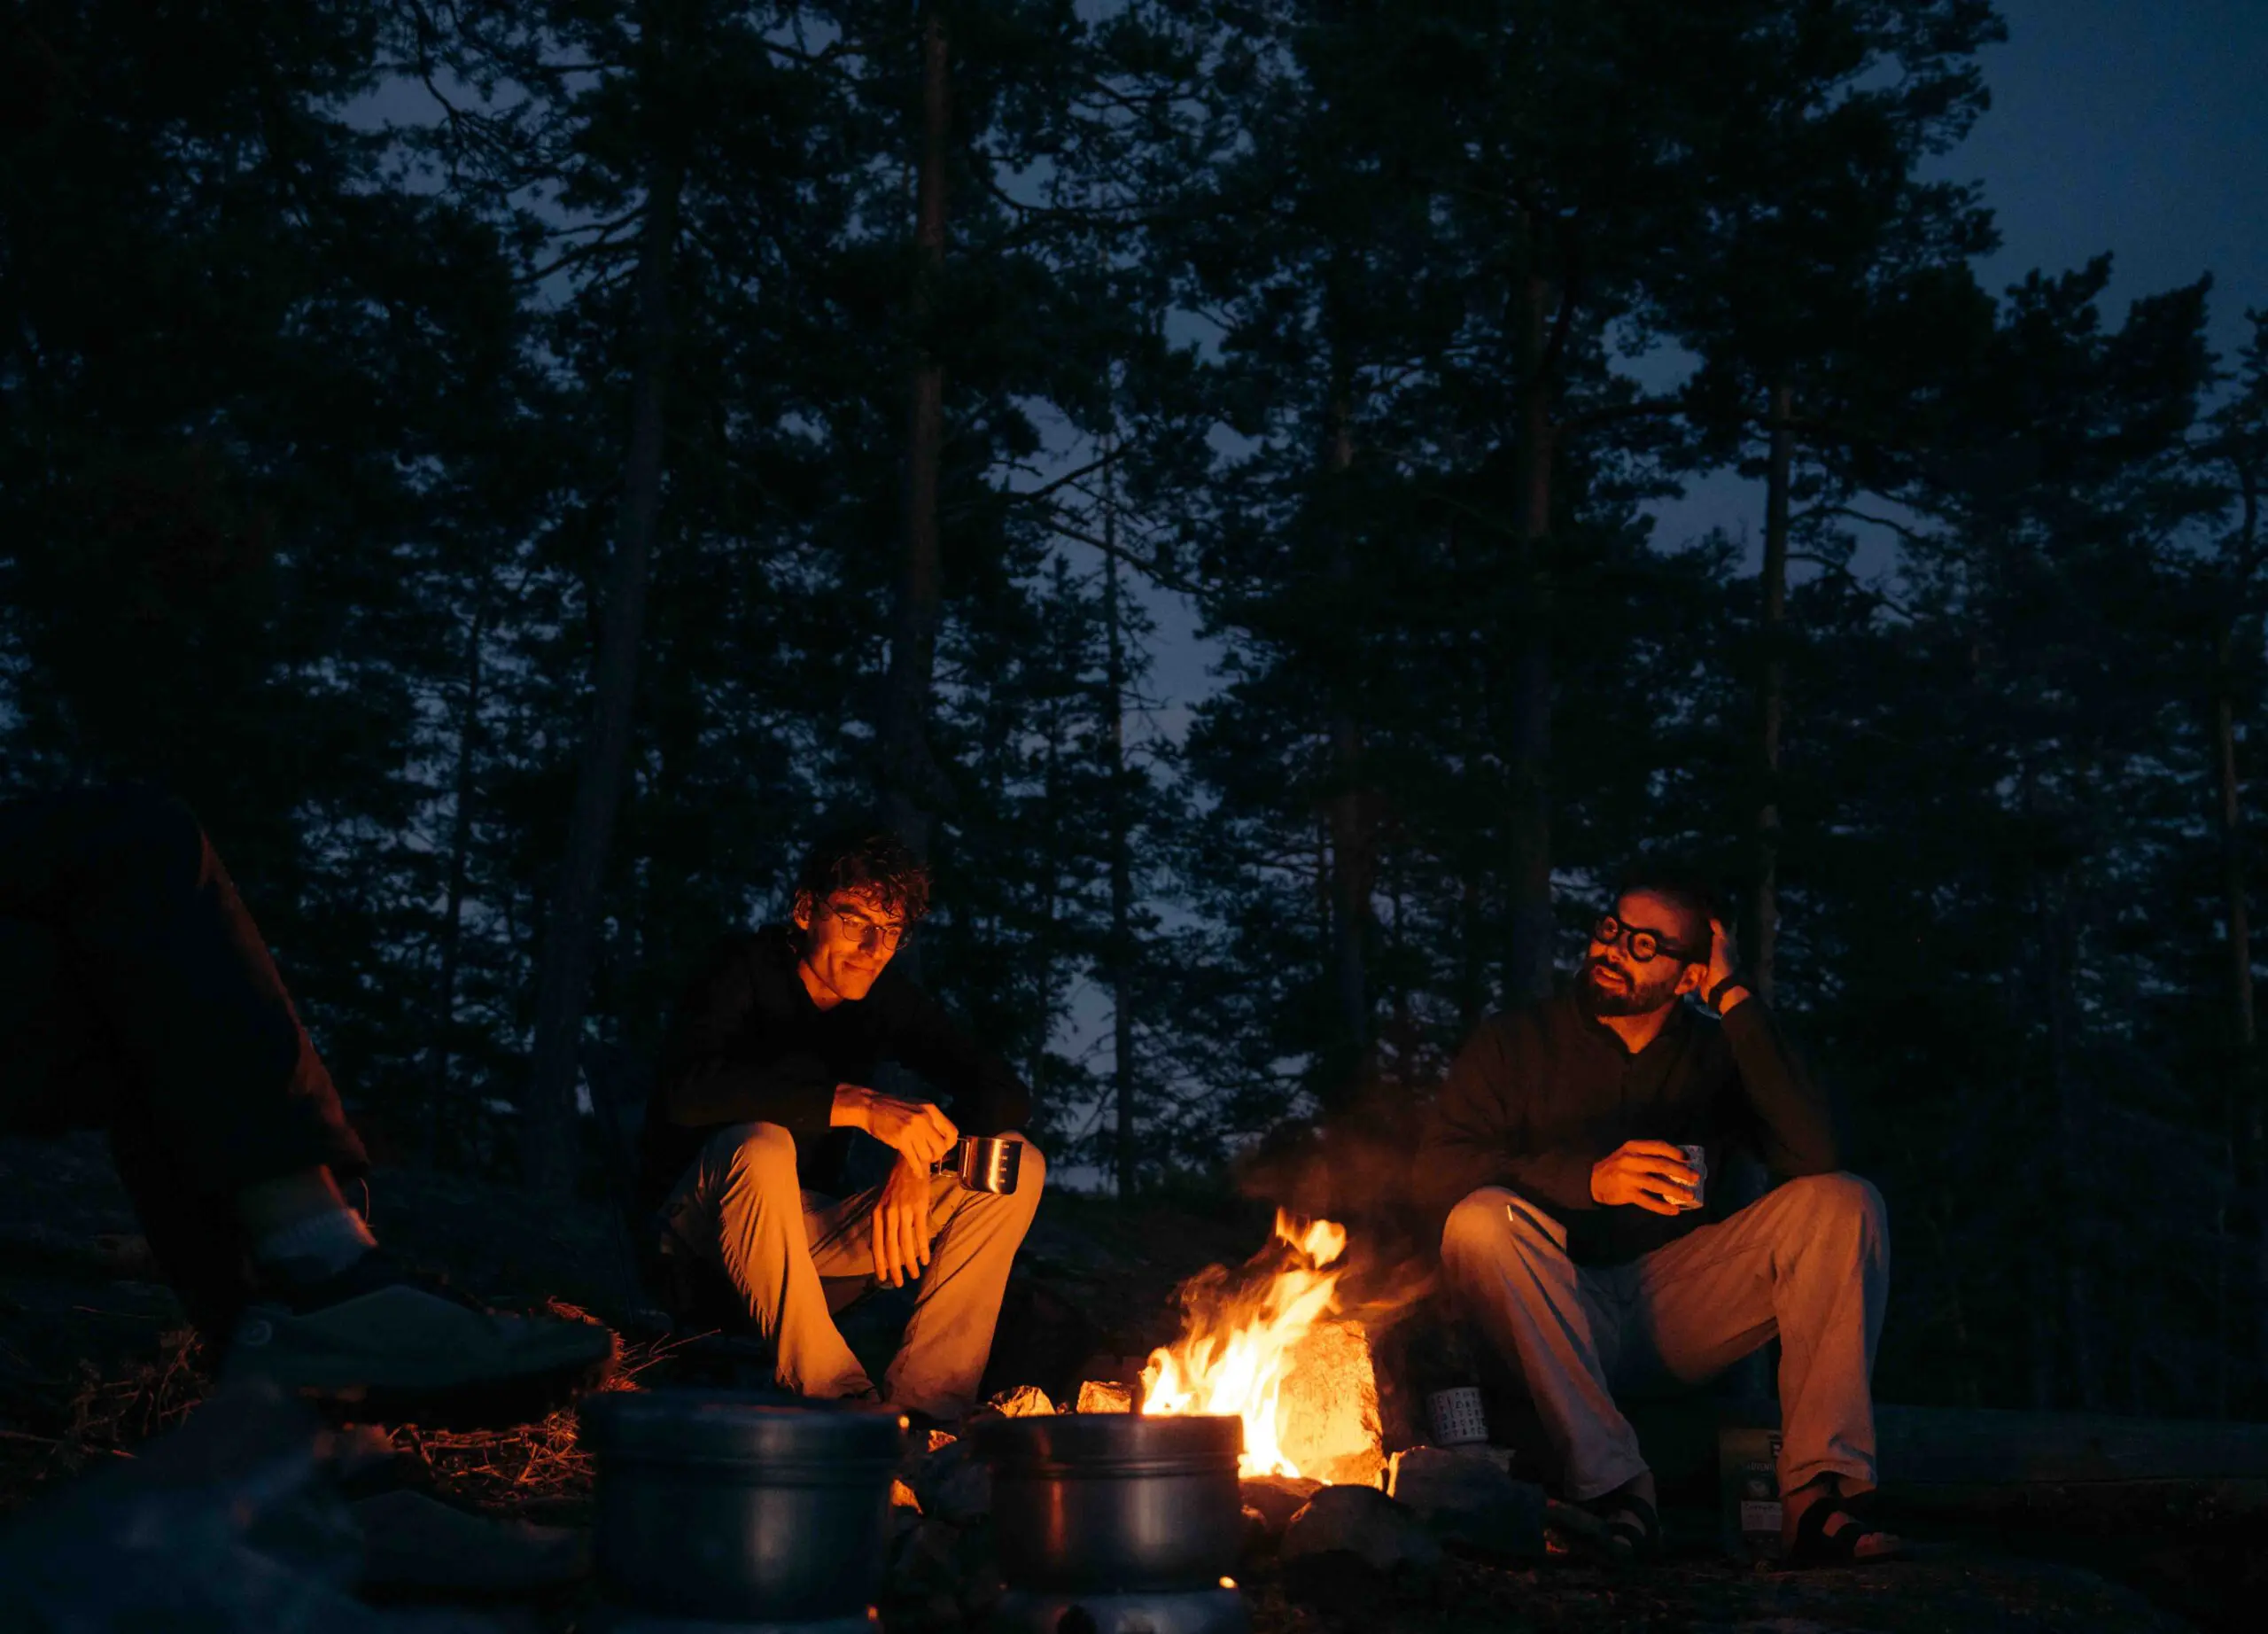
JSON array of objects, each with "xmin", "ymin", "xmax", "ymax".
[{"xmin": 1230, "ymin": 1082, "xmax": 1440, "ymax": 1331}]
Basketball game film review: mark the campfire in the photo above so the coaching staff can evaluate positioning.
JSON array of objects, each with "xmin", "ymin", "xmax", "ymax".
[{"xmin": 1138, "ymin": 1210, "xmax": 1385, "ymax": 1486}]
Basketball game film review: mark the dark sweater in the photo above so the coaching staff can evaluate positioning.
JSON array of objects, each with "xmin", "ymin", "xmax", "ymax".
[
  {"xmin": 636, "ymin": 926, "xmax": 1032, "ymax": 1215},
  {"xmin": 1417, "ymin": 985, "xmax": 1838, "ymax": 1266}
]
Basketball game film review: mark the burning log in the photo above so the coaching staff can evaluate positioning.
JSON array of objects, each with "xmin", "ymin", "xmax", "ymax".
[
  {"xmin": 1075, "ymin": 1379, "xmax": 1134, "ymax": 1413},
  {"xmin": 1273, "ymin": 1319, "xmax": 1386, "ymax": 1487},
  {"xmin": 1139, "ymin": 1210, "xmax": 1387, "ymax": 1485}
]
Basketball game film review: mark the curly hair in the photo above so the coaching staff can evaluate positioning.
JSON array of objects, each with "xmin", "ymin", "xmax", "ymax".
[{"xmin": 792, "ymin": 826, "xmax": 933, "ymax": 924}]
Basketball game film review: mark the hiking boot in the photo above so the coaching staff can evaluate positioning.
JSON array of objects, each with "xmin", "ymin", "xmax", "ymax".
[{"xmin": 221, "ymin": 1250, "xmax": 616, "ymax": 1425}]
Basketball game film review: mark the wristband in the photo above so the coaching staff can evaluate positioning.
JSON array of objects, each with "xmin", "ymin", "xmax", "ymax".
[{"xmin": 1707, "ymin": 974, "xmax": 1751, "ymax": 1011}]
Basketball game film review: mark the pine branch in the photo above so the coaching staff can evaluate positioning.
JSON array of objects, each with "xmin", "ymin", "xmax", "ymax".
[
  {"xmin": 1045, "ymin": 515, "xmax": 1201, "ymax": 597},
  {"xmin": 1803, "ymin": 504, "xmax": 1940, "ymax": 549},
  {"xmin": 1785, "ymin": 551, "xmax": 1917, "ymax": 619}
]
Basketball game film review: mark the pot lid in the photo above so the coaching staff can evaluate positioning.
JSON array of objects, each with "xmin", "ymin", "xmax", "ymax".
[{"xmin": 579, "ymin": 1391, "xmax": 905, "ymax": 1466}]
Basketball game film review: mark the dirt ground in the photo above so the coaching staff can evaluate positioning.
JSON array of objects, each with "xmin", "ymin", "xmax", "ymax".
[{"xmin": 0, "ymin": 1133, "xmax": 2250, "ymax": 1632}]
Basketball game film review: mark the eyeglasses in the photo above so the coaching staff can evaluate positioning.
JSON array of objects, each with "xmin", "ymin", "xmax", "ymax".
[
  {"xmin": 1591, "ymin": 913, "xmax": 1700, "ymax": 966},
  {"xmin": 819, "ymin": 899, "xmax": 912, "ymax": 952}
]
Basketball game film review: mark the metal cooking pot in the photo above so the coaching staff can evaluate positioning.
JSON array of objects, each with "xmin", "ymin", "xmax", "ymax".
[
  {"xmin": 976, "ymin": 1412, "xmax": 1244, "ymax": 1593},
  {"xmin": 579, "ymin": 1391, "xmax": 903, "ymax": 1625}
]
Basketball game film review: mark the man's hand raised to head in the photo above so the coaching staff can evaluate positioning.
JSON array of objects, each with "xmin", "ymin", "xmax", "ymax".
[
  {"xmin": 1703, "ymin": 918, "xmax": 1750, "ymax": 1014},
  {"xmin": 831, "ymin": 1083, "xmax": 959, "ymax": 1167},
  {"xmin": 869, "ymin": 1155, "xmax": 933, "ymax": 1288},
  {"xmin": 1591, "ymin": 1140, "xmax": 1701, "ymax": 1216}
]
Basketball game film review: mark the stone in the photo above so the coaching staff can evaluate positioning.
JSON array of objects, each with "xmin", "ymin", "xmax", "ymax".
[
  {"xmin": 887, "ymin": 1514, "xmax": 964, "ymax": 1603},
  {"xmin": 989, "ymin": 1383, "xmax": 1057, "ymax": 1418},
  {"xmin": 1386, "ymin": 1444, "xmax": 1545, "ymax": 1559},
  {"xmin": 349, "ymin": 1489, "xmax": 590, "ymax": 1592},
  {"xmin": 1075, "ymin": 1379, "xmax": 1134, "ymax": 1413},
  {"xmin": 1280, "ymin": 1484, "xmax": 1443, "ymax": 1579},
  {"xmin": 913, "ymin": 1434, "xmax": 992, "ymax": 1526},
  {"xmin": 1275, "ymin": 1320, "xmax": 1386, "ymax": 1487},
  {"xmin": 0, "ymin": 1381, "xmax": 495, "ymax": 1631},
  {"xmin": 1242, "ymin": 1505, "xmax": 1271, "ymax": 1557},
  {"xmin": 1239, "ymin": 1473, "xmax": 1323, "ymax": 1537}
]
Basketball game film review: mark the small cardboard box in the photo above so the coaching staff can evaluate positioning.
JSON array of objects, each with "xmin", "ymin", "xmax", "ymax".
[{"xmin": 1718, "ymin": 1424, "xmax": 1784, "ymax": 1562}]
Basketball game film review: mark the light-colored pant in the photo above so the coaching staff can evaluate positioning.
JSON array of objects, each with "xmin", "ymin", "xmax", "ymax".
[
  {"xmin": 663, "ymin": 1122, "xmax": 1045, "ymax": 1418},
  {"xmin": 1440, "ymin": 1171, "xmax": 1888, "ymax": 1503}
]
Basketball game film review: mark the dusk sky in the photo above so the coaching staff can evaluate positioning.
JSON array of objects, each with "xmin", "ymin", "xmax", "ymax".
[
  {"xmin": 1130, "ymin": 0, "xmax": 2268, "ymax": 712},
  {"xmin": 366, "ymin": 4, "xmax": 2268, "ymax": 715},
  {"xmin": 1608, "ymin": 0, "xmax": 2267, "ymax": 597},
  {"xmin": 1956, "ymin": 0, "xmax": 2265, "ymax": 363}
]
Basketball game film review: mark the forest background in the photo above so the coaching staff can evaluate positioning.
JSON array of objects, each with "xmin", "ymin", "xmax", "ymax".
[{"xmin": 5, "ymin": 0, "xmax": 2268, "ymax": 1424}]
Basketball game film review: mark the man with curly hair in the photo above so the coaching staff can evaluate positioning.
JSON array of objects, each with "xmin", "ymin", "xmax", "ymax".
[{"xmin": 637, "ymin": 827, "xmax": 1043, "ymax": 1420}]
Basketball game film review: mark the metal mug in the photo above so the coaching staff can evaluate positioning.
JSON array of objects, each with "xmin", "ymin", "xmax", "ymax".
[
  {"xmin": 1677, "ymin": 1142, "xmax": 1709, "ymax": 1210},
  {"xmin": 935, "ymin": 1134, "xmax": 1022, "ymax": 1194},
  {"xmin": 1426, "ymin": 1385, "xmax": 1489, "ymax": 1447}
]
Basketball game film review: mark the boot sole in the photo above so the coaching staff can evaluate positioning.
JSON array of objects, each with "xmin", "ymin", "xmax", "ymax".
[{"xmin": 275, "ymin": 1346, "xmax": 618, "ymax": 1431}]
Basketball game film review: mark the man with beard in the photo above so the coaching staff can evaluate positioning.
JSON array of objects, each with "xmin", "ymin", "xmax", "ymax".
[{"xmin": 1420, "ymin": 865, "xmax": 1894, "ymax": 1566}]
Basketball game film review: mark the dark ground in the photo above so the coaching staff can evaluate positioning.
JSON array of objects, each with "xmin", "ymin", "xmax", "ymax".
[{"xmin": 0, "ymin": 1132, "xmax": 2253, "ymax": 1632}]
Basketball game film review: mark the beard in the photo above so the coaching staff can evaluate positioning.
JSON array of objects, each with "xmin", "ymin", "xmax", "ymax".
[{"xmin": 1579, "ymin": 955, "xmax": 1680, "ymax": 1017}]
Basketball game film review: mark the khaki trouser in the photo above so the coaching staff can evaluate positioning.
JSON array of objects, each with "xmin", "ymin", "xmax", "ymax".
[
  {"xmin": 663, "ymin": 1122, "xmax": 1045, "ymax": 1418},
  {"xmin": 1440, "ymin": 1171, "xmax": 1888, "ymax": 1503}
]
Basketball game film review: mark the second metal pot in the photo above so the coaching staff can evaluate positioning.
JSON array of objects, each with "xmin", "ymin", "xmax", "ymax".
[
  {"xmin": 977, "ymin": 1412, "xmax": 1244, "ymax": 1592},
  {"xmin": 580, "ymin": 1390, "xmax": 903, "ymax": 1624}
]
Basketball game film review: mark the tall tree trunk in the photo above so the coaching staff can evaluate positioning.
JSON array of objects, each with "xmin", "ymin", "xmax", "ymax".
[
  {"xmin": 423, "ymin": 593, "xmax": 488, "ymax": 1167},
  {"xmin": 1752, "ymin": 378, "xmax": 1794, "ymax": 1001},
  {"xmin": 1505, "ymin": 268, "xmax": 1557, "ymax": 1003},
  {"xmin": 1104, "ymin": 455, "xmax": 1138, "ymax": 1198},
  {"xmin": 877, "ymin": 4, "xmax": 951, "ymax": 863},
  {"xmin": 2216, "ymin": 455, "xmax": 2268, "ymax": 1401},
  {"xmin": 1032, "ymin": 621, "xmax": 1063, "ymax": 1104},
  {"xmin": 1722, "ymin": 378, "xmax": 1796, "ymax": 1405},
  {"xmin": 2042, "ymin": 877, "xmax": 2102, "ymax": 1410},
  {"xmin": 1323, "ymin": 391, "xmax": 1371, "ymax": 1095},
  {"xmin": 524, "ymin": 144, "xmax": 684, "ymax": 1196},
  {"xmin": 2212, "ymin": 619, "xmax": 2253, "ymax": 1412}
]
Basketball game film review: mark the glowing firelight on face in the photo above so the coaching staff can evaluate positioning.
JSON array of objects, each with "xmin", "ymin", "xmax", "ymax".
[{"xmin": 1140, "ymin": 1210, "xmax": 1350, "ymax": 1480}]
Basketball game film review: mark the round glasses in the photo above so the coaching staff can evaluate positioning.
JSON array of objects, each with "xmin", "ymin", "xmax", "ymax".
[
  {"xmin": 820, "ymin": 900, "xmax": 912, "ymax": 952},
  {"xmin": 1591, "ymin": 913, "xmax": 1700, "ymax": 966}
]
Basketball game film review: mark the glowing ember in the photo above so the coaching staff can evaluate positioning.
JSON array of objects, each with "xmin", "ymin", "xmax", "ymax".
[{"xmin": 1141, "ymin": 1210, "xmax": 1353, "ymax": 1479}]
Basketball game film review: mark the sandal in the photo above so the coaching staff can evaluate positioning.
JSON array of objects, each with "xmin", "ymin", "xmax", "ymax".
[
  {"xmin": 1582, "ymin": 1489, "xmax": 1661, "ymax": 1563},
  {"xmin": 1786, "ymin": 1490, "xmax": 1903, "ymax": 1566}
]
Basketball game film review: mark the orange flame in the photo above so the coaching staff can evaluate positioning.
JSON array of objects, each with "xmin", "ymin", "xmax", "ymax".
[{"xmin": 1140, "ymin": 1210, "xmax": 1349, "ymax": 1479}]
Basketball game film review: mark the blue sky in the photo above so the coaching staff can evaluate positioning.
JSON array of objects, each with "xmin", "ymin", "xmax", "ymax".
[
  {"xmin": 1640, "ymin": 0, "xmax": 2268, "ymax": 568},
  {"xmin": 1955, "ymin": 0, "xmax": 2265, "ymax": 363}
]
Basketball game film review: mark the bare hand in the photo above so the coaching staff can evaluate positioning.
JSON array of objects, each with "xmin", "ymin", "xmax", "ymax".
[
  {"xmin": 832, "ymin": 1084, "xmax": 958, "ymax": 1166},
  {"xmin": 1703, "ymin": 919, "xmax": 1748, "ymax": 1012},
  {"xmin": 869, "ymin": 1155, "xmax": 933, "ymax": 1288},
  {"xmin": 1590, "ymin": 1140, "xmax": 1701, "ymax": 1216}
]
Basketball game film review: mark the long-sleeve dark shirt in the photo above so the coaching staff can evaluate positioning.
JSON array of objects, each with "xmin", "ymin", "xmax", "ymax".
[
  {"xmin": 635, "ymin": 926, "xmax": 1032, "ymax": 1215},
  {"xmin": 1417, "ymin": 985, "xmax": 1838, "ymax": 1266}
]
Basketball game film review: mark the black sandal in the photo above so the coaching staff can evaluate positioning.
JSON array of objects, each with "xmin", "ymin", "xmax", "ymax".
[
  {"xmin": 1787, "ymin": 1493, "xmax": 1902, "ymax": 1566},
  {"xmin": 1584, "ymin": 1489, "xmax": 1661, "ymax": 1563}
]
